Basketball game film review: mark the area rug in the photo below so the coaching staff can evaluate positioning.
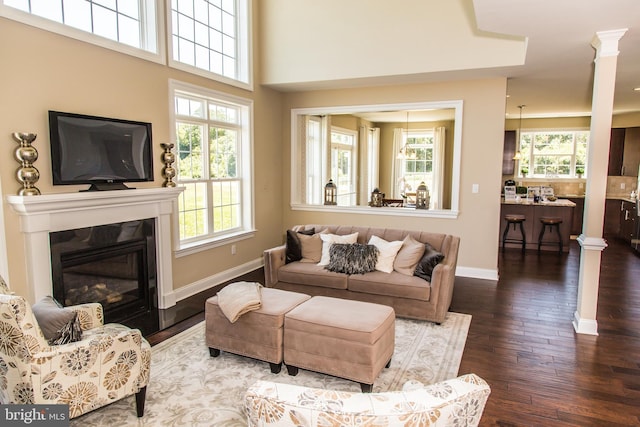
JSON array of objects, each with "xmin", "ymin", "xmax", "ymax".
[{"xmin": 71, "ymin": 312, "xmax": 471, "ymax": 426}]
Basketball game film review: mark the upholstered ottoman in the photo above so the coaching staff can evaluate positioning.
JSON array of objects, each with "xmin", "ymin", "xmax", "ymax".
[
  {"xmin": 284, "ymin": 296, "xmax": 395, "ymax": 392},
  {"xmin": 206, "ymin": 287, "xmax": 310, "ymax": 373}
]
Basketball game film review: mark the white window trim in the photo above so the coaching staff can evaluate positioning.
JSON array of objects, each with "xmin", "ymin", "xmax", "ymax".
[
  {"xmin": 169, "ymin": 79, "xmax": 255, "ymax": 255},
  {"xmin": 290, "ymin": 101, "xmax": 463, "ymax": 219},
  {"xmin": 330, "ymin": 126, "xmax": 358, "ymax": 206},
  {"xmin": 0, "ymin": 1, "xmax": 166, "ymax": 65},
  {"xmin": 519, "ymin": 128, "xmax": 589, "ymax": 179},
  {"xmin": 166, "ymin": 0, "xmax": 253, "ymax": 91}
]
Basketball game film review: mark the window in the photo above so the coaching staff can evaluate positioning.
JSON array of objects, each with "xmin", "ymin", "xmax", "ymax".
[
  {"xmin": 170, "ymin": 80, "xmax": 253, "ymax": 250},
  {"xmin": 0, "ymin": 0, "xmax": 162, "ymax": 63},
  {"xmin": 399, "ymin": 130, "xmax": 435, "ymax": 197},
  {"xmin": 330, "ymin": 127, "xmax": 357, "ymax": 206},
  {"xmin": 519, "ymin": 130, "xmax": 589, "ymax": 178},
  {"xmin": 168, "ymin": 0, "xmax": 251, "ymax": 89}
]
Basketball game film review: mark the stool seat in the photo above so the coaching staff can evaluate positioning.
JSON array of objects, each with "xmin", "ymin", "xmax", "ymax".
[
  {"xmin": 538, "ymin": 217, "xmax": 563, "ymax": 253},
  {"xmin": 502, "ymin": 214, "xmax": 527, "ymax": 251}
]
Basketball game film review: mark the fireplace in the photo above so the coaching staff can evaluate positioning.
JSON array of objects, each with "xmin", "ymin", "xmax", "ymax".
[
  {"xmin": 6, "ymin": 187, "xmax": 184, "ymax": 335},
  {"xmin": 50, "ymin": 219, "xmax": 159, "ymax": 335}
]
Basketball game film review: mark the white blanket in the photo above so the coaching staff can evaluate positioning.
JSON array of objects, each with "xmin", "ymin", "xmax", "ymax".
[{"xmin": 216, "ymin": 281, "xmax": 262, "ymax": 323}]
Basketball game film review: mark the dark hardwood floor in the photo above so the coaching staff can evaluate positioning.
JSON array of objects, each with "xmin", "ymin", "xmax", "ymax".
[
  {"xmin": 452, "ymin": 238, "xmax": 640, "ymax": 426},
  {"xmin": 147, "ymin": 238, "xmax": 640, "ymax": 426}
]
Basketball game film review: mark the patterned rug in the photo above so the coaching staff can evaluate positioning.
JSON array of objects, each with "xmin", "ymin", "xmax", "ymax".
[{"xmin": 71, "ymin": 312, "xmax": 471, "ymax": 426}]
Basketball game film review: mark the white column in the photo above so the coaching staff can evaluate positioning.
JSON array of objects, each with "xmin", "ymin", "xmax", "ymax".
[{"xmin": 574, "ymin": 29, "xmax": 627, "ymax": 335}]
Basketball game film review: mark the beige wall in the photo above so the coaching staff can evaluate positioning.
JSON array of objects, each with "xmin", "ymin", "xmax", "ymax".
[
  {"xmin": 0, "ymin": 16, "xmax": 284, "ymax": 297},
  {"xmin": 280, "ymin": 78, "xmax": 508, "ymax": 276}
]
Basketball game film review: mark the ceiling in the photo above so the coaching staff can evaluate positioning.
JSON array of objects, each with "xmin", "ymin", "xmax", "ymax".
[
  {"xmin": 472, "ymin": 0, "xmax": 640, "ymax": 119},
  {"xmin": 267, "ymin": 1, "xmax": 640, "ymax": 120}
]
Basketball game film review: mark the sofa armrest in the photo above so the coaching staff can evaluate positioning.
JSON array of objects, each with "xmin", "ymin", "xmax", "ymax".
[
  {"xmin": 429, "ymin": 235, "xmax": 460, "ymax": 323},
  {"xmin": 263, "ymin": 245, "xmax": 286, "ymax": 287},
  {"xmin": 244, "ymin": 373, "xmax": 490, "ymax": 427}
]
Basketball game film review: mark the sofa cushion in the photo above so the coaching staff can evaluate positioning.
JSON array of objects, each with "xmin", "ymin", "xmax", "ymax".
[
  {"xmin": 414, "ymin": 243, "xmax": 445, "ymax": 282},
  {"xmin": 298, "ymin": 229, "xmax": 328, "ymax": 263},
  {"xmin": 348, "ymin": 271, "xmax": 431, "ymax": 301},
  {"xmin": 318, "ymin": 232, "xmax": 359, "ymax": 266},
  {"xmin": 368, "ymin": 235, "xmax": 403, "ymax": 273},
  {"xmin": 286, "ymin": 228, "xmax": 315, "ymax": 264},
  {"xmin": 326, "ymin": 243, "xmax": 378, "ymax": 275},
  {"xmin": 279, "ymin": 262, "xmax": 349, "ymax": 290},
  {"xmin": 393, "ymin": 235, "xmax": 426, "ymax": 276}
]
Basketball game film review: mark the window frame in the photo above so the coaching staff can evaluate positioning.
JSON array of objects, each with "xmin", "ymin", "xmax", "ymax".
[
  {"xmin": 169, "ymin": 79, "xmax": 254, "ymax": 257},
  {"xmin": 518, "ymin": 129, "xmax": 589, "ymax": 179},
  {"xmin": 398, "ymin": 128, "xmax": 436, "ymax": 198},
  {"xmin": 167, "ymin": 0, "xmax": 253, "ymax": 91},
  {"xmin": 0, "ymin": 0, "xmax": 165, "ymax": 64},
  {"xmin": 330, "ymin": 126, "xmax": 358, "ymax": 206}
]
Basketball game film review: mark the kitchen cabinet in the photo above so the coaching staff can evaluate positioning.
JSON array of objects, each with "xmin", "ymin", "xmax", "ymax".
[
  {"xmin": 567, "ymin": 197, "xmax": 584, "ymax": 235},
  {"xmin": 603, "ymin": 199, "xmax": 621, "ymax": 238},
  {"xmin": 609, "ymin": 127, "xmax": 640, "ymax": 176},
  {"xmin": 619, "ymin": 200, "xmax": 636, "ymax": 243},
  {"xmin": 502, "ymin": 130, "xmax": 516, "ymax": 175},
  {"xmin": 622, "ymin": 127, "xmax": 640, "ymax": 177},
  {"xmin": 608, "ymin": 128, "xmax": 625, "ymax": 176}
]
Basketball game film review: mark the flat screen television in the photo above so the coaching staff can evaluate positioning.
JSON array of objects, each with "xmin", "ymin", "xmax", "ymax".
[{"xmin": 48, "ymin": 111, "xmax": 154, "ymax": 191}]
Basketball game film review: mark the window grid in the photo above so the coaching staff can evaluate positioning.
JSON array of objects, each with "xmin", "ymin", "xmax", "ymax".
[
  {"xmin": 402, "ymin": 131, "xmax": 434, "ymax": 194},
  {"xmin": 330, "ymin": 128, "xmax": 357, "ymax": 206},
  {"xmin": 171, "ymin": 0, "xmax": 239, "ymax": 80},
  {"xmin": 174, "ymin": 91, "xmax": 245, "ymax": 242},
  {"xmin": 519, "ymin": 130, "xmax": 589, "ymax": 178},
  {"xmin": 6, "ymin": 0, "xmax": 144, "ymax": 48}
]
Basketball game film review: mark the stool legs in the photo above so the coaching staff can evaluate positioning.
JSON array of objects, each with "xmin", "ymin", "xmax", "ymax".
[
  {"xmin": 502, "ymin": 219, "xmax": 526, "ymax": 251},
  {"xmin": 538, "ymin": 223, "xmax": 563, "ymax": 253}
]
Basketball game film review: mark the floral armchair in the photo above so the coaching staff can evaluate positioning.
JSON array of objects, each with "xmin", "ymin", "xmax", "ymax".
[
  {"xmin": 0, "ymin": 275, "xmax": 150, "ymax": 419},
  {"xmin": 245, "ymin": 373, "xmax": 490, "ymax": 427}
]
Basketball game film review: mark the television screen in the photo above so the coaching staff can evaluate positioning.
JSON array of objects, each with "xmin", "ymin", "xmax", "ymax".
[{"xmin": 48, "ymin": 111, "xmax": 153, "ymax": 190}]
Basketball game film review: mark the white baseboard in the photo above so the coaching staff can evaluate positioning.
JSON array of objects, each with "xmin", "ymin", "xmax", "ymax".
[
  {"xmin": 572, "ymin": 311, "xmax": 599, "ymax": 335},
  {"xmin": 169, "ymin": 257, "xmax": 264, "ymax": 304},
  {"xmin": 455, "ymin": 266, "xmax": 499, "ymax": 281}
]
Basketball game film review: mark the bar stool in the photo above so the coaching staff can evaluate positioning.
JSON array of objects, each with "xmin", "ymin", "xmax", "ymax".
[
  {"xmin": 538, "ymin": 217, "xmax": 563, "ymax": 253},
  {"xmin": 502, "ymin": 214, "xmax": 526, "ymax": 252}
]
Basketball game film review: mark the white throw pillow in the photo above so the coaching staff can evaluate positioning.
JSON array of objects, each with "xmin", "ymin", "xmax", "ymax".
[
  {"xmin": 368, "ymin": 235, "xmax": 404, "ymax": 273},
  {"xmin": 318, "ymin": 232, "xmax": 359, "ymax": 266}
]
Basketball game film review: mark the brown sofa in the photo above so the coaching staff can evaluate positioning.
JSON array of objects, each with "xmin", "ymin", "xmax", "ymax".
[{"xmin": 263, "ymin": 225, "xmax": 460, "ymax": 324}]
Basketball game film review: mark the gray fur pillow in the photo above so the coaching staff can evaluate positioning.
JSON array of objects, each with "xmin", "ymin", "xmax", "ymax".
[{"xmin": 326, "ymin": 243, "xmax": 378, "ymax": 275}]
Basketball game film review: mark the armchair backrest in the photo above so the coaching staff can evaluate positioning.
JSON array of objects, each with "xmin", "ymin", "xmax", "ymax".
[{"xmin": 0, "ymin": 293, "xmax": 52, "ymax": 360}]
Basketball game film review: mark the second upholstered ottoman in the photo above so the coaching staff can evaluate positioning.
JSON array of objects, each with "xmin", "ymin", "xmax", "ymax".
[
  {"xmin": 283, "ymin": 296, "xmax": 395, "ymax": 392},
  {"xmin": 206, "ymin": 287, "xmax": 310, "ymax": 373}
]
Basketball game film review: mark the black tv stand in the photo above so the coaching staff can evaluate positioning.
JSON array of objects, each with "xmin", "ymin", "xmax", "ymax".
[{"xmin": 82, "ymin": 183, "xmax": 134, "ymax": 192}]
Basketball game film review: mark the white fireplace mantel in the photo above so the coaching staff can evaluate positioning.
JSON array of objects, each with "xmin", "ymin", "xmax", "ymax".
[{"xmin": 6, "ymin": 187, "xmax": 184, "ymax": 308}]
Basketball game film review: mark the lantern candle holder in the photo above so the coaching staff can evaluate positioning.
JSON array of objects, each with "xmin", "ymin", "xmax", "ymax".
[
  {"xmin": 161, "ymin": 143, "xmax": 177, "ymax": 187},
  {"xmin": 324, "ymin": 179, "xmax": 337, "ymax": 205},
  {"xmin": 415, "ymin": 181, "xmax": 430, "ymax": 210},
  {"xmin": 370, "ymin": 188, "xmax": 383, "ymax": 207},
  {"xmin": 12, "ymin": 132, "xmax": 41, "ymax": 196}
]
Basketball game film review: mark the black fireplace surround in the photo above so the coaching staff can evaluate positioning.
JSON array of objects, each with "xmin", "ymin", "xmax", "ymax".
[{"xmin": 49, "ymin": 218, "xmax": 159, "ymax": 336}]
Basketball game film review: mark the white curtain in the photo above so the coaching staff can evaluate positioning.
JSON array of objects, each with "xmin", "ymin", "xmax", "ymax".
[
  {"xmin": 391, "ymin": 127, "xmax": 404, "ymax": 198},
  {"xmin": 432, "ymin": 126, "xmax": 446, "ymax": 209}
]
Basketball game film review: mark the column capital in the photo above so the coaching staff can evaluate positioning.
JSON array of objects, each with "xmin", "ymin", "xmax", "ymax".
[{"xmin": 591, "ymin": 29, "xmax": 627, "ymax": 58}]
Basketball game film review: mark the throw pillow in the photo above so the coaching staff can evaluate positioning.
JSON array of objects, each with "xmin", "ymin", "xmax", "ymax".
[
  {"xmin": 368, "ymin": 235, "xmax": 404, "ymax": 273},
  {"xmin": 298, "ymin": 229, "xmax": 328, "ymax": 263},
  {"xmin": 31, "ymin": 296, "xmax": 83, "ymax": 343},
  {"xmin": 326, "ymin": 243, "xmax": 378, "ymax": 274},
  {"xmin": 414, "ymin": 243, "xmax": 445, "ymax": 282},
  {"xmin": 285, "ymin": 228, "xmax": 315, "ymax": 263},
  {"xmin": 394, "ymin": 235, "xmax": 426, "ymax": 276},
  {"xmin": 318, "ymin": 232, "xmax": 359, "ymax": 266},
  {"xmin": 49, "ymin": 312, "xmax": 83, "ymax": 345}
]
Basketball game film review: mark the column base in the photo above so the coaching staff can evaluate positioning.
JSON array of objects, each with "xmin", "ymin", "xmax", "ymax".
[{"xmin": 572, "ymin": 311, "xmax": 599, "ymax": 335}]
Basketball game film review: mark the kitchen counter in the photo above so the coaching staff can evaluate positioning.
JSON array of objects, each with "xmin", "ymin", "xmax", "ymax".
[
  {"xmin": 500, "ymin": 200, "xmax": 575, "ymax": 252},
  {"xmin": 502, "ymin": 198, "xmax": 576, "ymax": 207}
]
